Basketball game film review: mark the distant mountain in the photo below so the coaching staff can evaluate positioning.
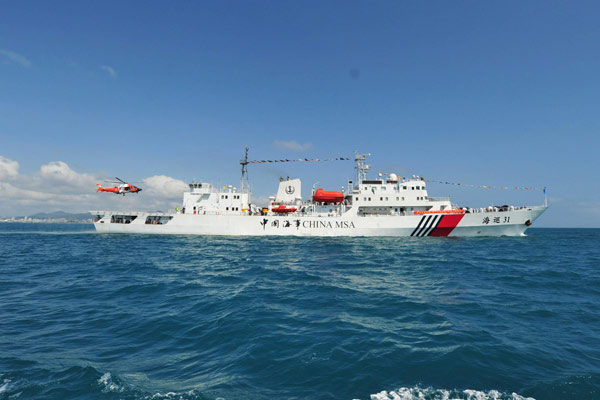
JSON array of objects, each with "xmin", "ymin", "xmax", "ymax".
[{"xmin": 29, "ymin": 211, "xmax": 92, "ymax": 221}]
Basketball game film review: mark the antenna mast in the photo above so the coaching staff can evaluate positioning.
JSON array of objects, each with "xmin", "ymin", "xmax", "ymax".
[
  {"xmin": 354, "ymin": 151, "xmax": 371, "ymax": 184},
  {"xmin": 240, "ymin": 146, "xmax": 250, "ymax": 194}
]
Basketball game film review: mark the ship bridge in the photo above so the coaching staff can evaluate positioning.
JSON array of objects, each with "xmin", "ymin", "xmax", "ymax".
[{"xmin": 182, "ymin": 180, "xmax": 251, "ymax": 215}]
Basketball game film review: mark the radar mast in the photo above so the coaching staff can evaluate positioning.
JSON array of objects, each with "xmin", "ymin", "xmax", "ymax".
[
  {"xmin": 240, "ymin": 146, "xmax": 250, "ymax": 194},
  {"xmin": 354, "ymin": 151, "xmax": 371, "ymax": 185}
]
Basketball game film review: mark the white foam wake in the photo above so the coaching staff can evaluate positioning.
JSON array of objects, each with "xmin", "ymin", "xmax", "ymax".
[
  {"xmin": 98, "ymin": 372, "xmax": 124, "ymax": 393},
  {"xmin": 366, "ymin": 387, "xmax": 535, "ymax": 400}
]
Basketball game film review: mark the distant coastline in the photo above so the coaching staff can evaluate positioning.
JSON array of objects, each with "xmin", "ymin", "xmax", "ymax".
[{"xmin": 0, "ymin": 211, "xmax": 93, "ymax": 224}]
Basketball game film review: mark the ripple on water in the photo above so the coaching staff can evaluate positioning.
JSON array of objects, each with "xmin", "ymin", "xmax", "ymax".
[{"xmin": 0, "ymin": 226, "xmax": 599, "ymax": 399}]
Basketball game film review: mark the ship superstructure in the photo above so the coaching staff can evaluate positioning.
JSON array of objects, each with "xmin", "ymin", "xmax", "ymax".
[{"xmin": 92, "ymin": 150, "xmax": 546, "ymax": 236}]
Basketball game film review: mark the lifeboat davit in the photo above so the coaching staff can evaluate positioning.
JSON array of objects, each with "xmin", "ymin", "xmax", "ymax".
[
  {"xmin": 271, "ymin": 205, "xmax": 297, "ymax": 213},
  {"xmin": 313, "ymin": 188, "xmax": 344, "ymax": 204}
]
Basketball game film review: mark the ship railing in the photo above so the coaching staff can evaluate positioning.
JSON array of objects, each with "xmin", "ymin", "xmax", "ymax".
[
  {"xmin": 428, "ymin": 197, "xmax": 450, "ymax": 202},
  {"xmin": 466, "ymin": 205, "xmax": 538, "ymax": 213}
]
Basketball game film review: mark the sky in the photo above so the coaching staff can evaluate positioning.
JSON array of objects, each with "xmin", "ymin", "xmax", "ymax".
[{"xmin": 0, "ymin": 1, "xmax": 598, "ymax": 227}]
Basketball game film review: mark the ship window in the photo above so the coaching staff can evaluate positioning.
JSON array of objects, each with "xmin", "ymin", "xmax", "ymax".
[
  {"xmin": 402, "ymin": 197, "xmax": 405, "ymax": 201},
  {"xmin": 355, "ymin": 197, "xmax": 358, "ymax": 201},
  {"xmin": 368, "ymin": 197, "xmax": 371, "ymax": 201},
  {"xmin": 386, "ymin": 197, "xmax": 388, "ymax": 201},
  {"xmin": 412, "ymin": 187, "xmax": 415, "ymax": 190},
  {"xmin": 111, "ymin": 215, "xmax": 138, "ymax": 224},
  {"xmin": 380, "ymin": 197, "xmax": 383, "ymax": 201},
  {"xmin": 403, "ymin": 186, "xmax": 407, "ymax": 190},
  {"xmin": 226, "ymin": 207, "xmax": 229, "ymax": 210},
  {"xmin": 145, "ymin": 216, "xmax": 172, "ymax": 225},
  {"xmin": 396, "ymin": 197, "xmax": 399, "ymax": 201}
]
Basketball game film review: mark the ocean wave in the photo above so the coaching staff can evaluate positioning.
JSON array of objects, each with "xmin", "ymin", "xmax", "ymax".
[
  {"xmin": 368, "ymin": 387, "xmax": 534, "ymax": 400},
  {"xmin": 0, "ymin": 366, "xmax": 213, "ymax": 400},
  {"xmin": 2, "ymin": 228, "xmax": 599, "ymax": 400},
  {"xmin": 97, "ymin": 371, "xmax": 209, "ymax": 399}
]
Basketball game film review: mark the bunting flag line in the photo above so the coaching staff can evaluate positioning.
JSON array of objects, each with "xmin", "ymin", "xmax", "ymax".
[
  {"xmin": 248, "ymin": 157, "xmax": 351, "ymax": 164},
  {"xmin": 424, "ymin": 179, "xmax": 546, "ymax": 192},
  {"xmin": 246, "ymin": 157, "xmax": 545, "ymax": 191}
]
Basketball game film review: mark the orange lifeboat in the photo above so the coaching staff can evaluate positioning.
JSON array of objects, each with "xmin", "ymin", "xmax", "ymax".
[
  {"xmin": 271, "ymin": 205, "xmax": 297, "ymax": 214},
  {"xmin": 312, "ymin": 188, "xmax": 344, "ymax": 204}
]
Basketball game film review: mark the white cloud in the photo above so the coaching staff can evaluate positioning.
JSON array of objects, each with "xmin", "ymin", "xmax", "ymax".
[
  {"xmin": 100, "ymin": 65, "xmax": 117, "ymax": 78},
  {"xmin": 273, "ymin": 140, "xmax": 312, "ymax": 152},
  {"xmin": 0, "ymin": 49, "xmax": 32, "ymax": 68},
  {"xmin": 39, "ymin": 161, "xmax": 96, "ymax": 188},
  {"xmin": 0, "ymin": 181, "xmax": 48, "ymax": 201},
  {"xmin": 0, "ymin": 156, "xmax": 19, "ymax": 180},
  {"xmin": 142, "ymin": 175, "xmax": 188, "ymax": 198},
  {"xmin": 0, "ymin": 157, "xmax": 187, "ymax": 216}
]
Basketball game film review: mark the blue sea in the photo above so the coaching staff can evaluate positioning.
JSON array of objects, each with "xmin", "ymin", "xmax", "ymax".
[{"xmin": 1, "ymin": 224, "xmax": 599, "ymax": 400}]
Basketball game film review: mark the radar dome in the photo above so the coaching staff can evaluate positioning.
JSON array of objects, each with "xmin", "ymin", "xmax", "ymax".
[{"xmin": 389, "ymin": 173, "xmax": 398, "ymax": 181}]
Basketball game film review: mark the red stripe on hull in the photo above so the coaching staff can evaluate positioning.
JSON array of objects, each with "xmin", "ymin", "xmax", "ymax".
[{"xmin": 428, "ymin": 214, "xmax": 465, "ymax": 237}]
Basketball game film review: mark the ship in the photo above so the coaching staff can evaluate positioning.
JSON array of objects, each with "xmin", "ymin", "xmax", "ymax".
[{"xmin": 92, "ymin": 148, "xmax": 547, "ymax": 236}]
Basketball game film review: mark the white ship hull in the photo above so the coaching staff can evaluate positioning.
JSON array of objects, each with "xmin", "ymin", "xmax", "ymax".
[{"xmin": 93, "ymin": 206, "xmax": 546, "ymax": 237}]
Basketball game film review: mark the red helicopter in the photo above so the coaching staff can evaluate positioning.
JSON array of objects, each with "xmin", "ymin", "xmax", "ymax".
[{"xmin": 96, "ymin": 177, "xmax": 142, "ymax": 196}]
